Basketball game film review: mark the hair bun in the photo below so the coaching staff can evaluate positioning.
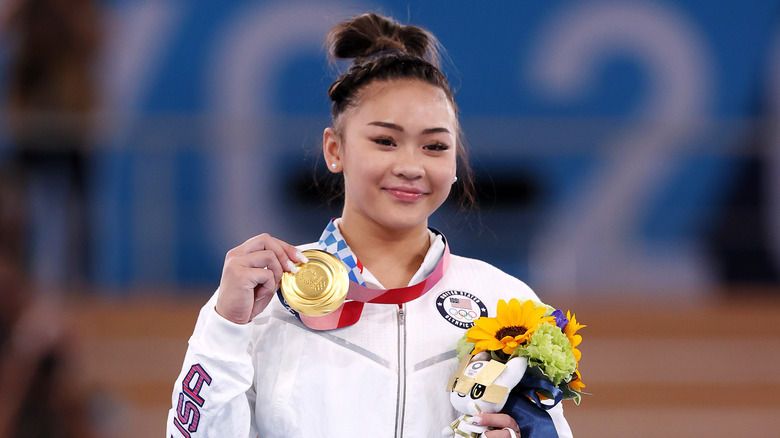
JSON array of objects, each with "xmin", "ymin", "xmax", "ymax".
[{"xmin": 327, "ymin": 13, "xmax": 437, "ymax": 64}]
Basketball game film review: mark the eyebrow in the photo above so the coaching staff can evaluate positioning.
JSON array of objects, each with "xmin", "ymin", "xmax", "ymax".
[{"xmin": 368, "ymin": 121, "xmax": 451, "ymax": 135}]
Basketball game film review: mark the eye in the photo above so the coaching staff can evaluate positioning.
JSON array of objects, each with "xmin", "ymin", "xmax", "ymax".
[
  {"xmin": 470, "ymin": 384, "xmax": 486, "ymax": 400},
  {"xmin": 373, "ymin": 136, "xmax": 396, "ymax": 147},
  {"xmin": 423, "ymin": 141, "xmax": 449, "ymax": 151}
]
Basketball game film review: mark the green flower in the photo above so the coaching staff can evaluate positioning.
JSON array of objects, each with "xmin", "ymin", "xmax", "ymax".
[
  {"xmin": 514, "ymin": 322, "xmax": 576, "ymax": 385},
  {"xmin": 537, "ymin": 302, "xmax": 556, "ymax": 317},
  {"xmin": 456, "ymin": 335, "xmax": 476, "ymax": 360}
]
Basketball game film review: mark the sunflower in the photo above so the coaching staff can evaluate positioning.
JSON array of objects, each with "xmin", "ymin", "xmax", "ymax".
[
  {"xmin": 568, "ymin": 369, "xmax": 586, "ymax": 392},
  {"xmin": 563, "ymin": 311, "xmax": 586, "ymax": 362},
  {"xmin": 466, "ymin": 299, "xmax": 556, "ymax": 356}
]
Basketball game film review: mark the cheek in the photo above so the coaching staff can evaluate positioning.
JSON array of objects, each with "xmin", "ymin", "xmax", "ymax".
[
  {"xmin": 343, "ymin": 157, "xmax": 382, "ymax": 191},
  {"xmin": 350, "ymin": 157, "xmax": 376, "ymax": 173},
  {"xmin": 431, "ymin": 160, "xmax": 457, "ymax": 188}
]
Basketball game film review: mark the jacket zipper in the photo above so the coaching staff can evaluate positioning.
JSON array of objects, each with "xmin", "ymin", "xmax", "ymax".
[{"xmin": 394, "ymin": 305, "xmax": 406, "ymax": 438}]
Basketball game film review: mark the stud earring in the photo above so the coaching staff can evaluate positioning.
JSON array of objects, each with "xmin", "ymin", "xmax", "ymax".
[
  {"xmin": 331, "ymin": 163, "xmax": 337, "ymax": 170},
  {"xmin": 453, "ymin": 176, "xmax": 458, "ymax": 183}
]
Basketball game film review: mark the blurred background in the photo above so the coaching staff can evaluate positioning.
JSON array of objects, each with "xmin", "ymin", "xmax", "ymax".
[{"xmin": 1, "ymin": 0, "xmax": 779, "ymax": 436}]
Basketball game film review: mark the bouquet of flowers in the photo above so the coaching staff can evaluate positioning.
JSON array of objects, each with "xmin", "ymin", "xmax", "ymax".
[
  {"xmin": 459, "ymin": 298, "xmax": 587, "ymax": 404},
  {"xmin": 443, "ymin": 298, "xmax": 586, "ymax": 437}
]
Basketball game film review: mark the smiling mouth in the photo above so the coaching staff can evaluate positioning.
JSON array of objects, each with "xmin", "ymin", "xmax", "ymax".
[{"xmin": 385, "ymin": 188, "xmax": 426, "ymax": 202}]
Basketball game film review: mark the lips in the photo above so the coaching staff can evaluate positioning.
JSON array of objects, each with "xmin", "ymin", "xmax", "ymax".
[{"xmin": 384, "ymin": 187, "xmax": 427, "ymax": 202}]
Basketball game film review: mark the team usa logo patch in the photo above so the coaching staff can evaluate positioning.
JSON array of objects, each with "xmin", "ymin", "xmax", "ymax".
[{"xmin": 436, "ymin": 290, "xmax": 488, "ymax": 328}]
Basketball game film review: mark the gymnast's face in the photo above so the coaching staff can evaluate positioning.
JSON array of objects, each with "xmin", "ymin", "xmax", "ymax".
[{"xmin": 324, "ymin": 79, "xmax": 457, "ymax": 233}]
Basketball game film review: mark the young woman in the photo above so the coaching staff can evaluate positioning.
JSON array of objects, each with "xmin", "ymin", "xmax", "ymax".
[{"xmin": 167, "ymin": 13, "xmax": 572, "ymax": 438}]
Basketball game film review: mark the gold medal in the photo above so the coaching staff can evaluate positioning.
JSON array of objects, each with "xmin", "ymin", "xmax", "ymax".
[{"xmin": 280, "ymin": 249, "xmax": 349, "ymax": 316}]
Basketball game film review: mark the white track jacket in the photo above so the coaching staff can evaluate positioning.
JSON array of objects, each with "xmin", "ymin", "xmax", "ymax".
[{"xmin": 166, "ymin": 238, "xmax": 573, "ymax": 438}]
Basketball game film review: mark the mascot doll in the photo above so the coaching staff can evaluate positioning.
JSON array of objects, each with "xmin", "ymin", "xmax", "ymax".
[{"xmin": 442, "ymin": 352, "xmax": 528, "ymax": 437}]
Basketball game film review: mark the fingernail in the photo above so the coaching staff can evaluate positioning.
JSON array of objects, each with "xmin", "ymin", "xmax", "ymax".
[
  {"xmin": 468, "ymin": 416, "xmax": 481, "ymax": 425},
  {"xmin": 295, "ymin": 251, "xmax": 309, "ymax": 264},
  {"xmin": 286, "ymin": 260, "xmax": 298, "ymax": 274}
]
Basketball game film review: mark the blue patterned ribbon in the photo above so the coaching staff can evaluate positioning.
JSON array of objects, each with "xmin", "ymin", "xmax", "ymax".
[
  {"xmin": 501, "ymin": 389, "xmax": 560, "ymax": 438},
  {"xmin": 515, "ymin": 373, "xmax": 564, "ymax": 410},
  {"xmin": 499, "ymin": 373, "xmax": 563, "ymax": 437},
  {"xmin": 317, "ymin": 220, "xmax": 366, "ymax": 286}
]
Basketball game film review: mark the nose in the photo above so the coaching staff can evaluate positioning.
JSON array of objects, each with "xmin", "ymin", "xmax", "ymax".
[{"xmin": 392, "ymin": 147, "xmax": 424, "ymax": 180}]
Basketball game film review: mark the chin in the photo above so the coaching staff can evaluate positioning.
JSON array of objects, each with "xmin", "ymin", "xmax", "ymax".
[{"xmin": 375, "ymin": 210, "xmax": 431, "ymax": 232}]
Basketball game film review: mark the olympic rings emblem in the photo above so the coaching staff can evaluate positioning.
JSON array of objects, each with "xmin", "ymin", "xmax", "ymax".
[
  {"xmin": 436, "ymin": 291, "xmax": 488, "ymax": 328},
  {"xmin": 448, "ymin": 307, "xmax": 478, "ymax": 321}
]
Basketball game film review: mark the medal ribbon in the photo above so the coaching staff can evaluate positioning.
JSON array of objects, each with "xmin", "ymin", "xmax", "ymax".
[{"xmin": 279, "ymin": 220, "xmax": 450, "ymax": 330}]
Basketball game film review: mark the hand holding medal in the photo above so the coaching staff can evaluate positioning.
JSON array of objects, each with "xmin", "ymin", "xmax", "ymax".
[{"xmin": 215, "ymin": 233, "xmax": 308, "ymax": 324}]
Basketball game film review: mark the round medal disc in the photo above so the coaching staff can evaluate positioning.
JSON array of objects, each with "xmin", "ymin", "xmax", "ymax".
[{"xmin": 280, "ymin": 249, "xmax": 349, "ymax": 316}]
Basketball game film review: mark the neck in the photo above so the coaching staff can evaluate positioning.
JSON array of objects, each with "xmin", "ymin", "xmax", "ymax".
[{"xmin": 338, "ymin": 214, "xmax": 430, "ymax": 288}]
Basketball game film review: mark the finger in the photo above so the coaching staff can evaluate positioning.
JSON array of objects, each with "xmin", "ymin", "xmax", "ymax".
[
  {"xmin": 250, "ymin": 291, "xmax": 275, "ymax": 320},
  {"xmin": 458, "ymin": 422, "xmax": 486, "ymax": 435},
  {"xmin": 475, "ymin": 413, "xmax": 518, "ymax": 431},
  {"xmin": 253, "ymin": 270, "xmax": 280, "ymax": 300},
  {"xmin": 215, "ymin": 263, "xmax": 278, "ymax": 324},
  {"xmin": 482, "ymin": 429, "xmax": 519, "ymax": 438},
  {"xmin": 235, "ymin": 249, "xmax": 285, "ymax": 283},
  {"xmin": 227, "ymin": 265, "xmax": 276, "ymax": 297},
  {"xmin": 277, "ymin": 242, "xmax": 308, "ymax": 272},
  {"xmin": 236, "ymin": 233, "xmax": 305, "ymax": 263},
  {"xmin": 503, "ymin": 428, "xmax": 518, "ymax": 438},
  {"xmin": 279, "ymin": 240, "xmax": 308, "ymax": 265},
  {"xmin": 221, "ymin": 254, "xmax": 283, "ymax": 297},
  {"xmin": 235, "ymin": 233, "xmax": 275, "ymax": 255},
  {"xmin": 235, "ymin": 234, "xmax": 307, "ymax": 273}
]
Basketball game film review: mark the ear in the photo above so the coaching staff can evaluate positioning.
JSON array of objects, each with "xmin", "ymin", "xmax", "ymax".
[
  {"xmin": 470, "ymin": 352, "xmax": 490, "ymax": 362},
  {"xmin": 495, "ymin": 356, "xmax": 528, "ymax": 387},
  {"xmin": 323, "ymin": 127, "xmax": 342, "ymax": 173}
]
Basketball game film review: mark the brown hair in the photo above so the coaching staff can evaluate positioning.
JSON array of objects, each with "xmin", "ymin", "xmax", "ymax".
[{"xmin": 325, "ymin": 13, "xmax": 476, "ymax": 208}]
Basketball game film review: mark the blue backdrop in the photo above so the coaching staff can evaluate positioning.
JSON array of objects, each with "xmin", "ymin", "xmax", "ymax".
[{"xmin": 4, "ymin": 0, "xmax": 779, "ymax": 297}]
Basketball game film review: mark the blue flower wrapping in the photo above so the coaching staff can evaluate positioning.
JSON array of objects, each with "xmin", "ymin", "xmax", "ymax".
[{"xmin": 500, "ymin": 374, "xmax": 563, "ymax": 438}]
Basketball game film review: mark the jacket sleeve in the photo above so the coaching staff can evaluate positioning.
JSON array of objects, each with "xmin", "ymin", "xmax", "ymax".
[{"xmin": 166, "ymin": 291, "xmax": 257, "ymax": 438}]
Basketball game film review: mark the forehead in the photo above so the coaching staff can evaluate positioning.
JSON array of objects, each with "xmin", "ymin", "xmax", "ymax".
[{"xmin": 345, "ymin": 79, "xmax": 457, "ymax": 130}]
